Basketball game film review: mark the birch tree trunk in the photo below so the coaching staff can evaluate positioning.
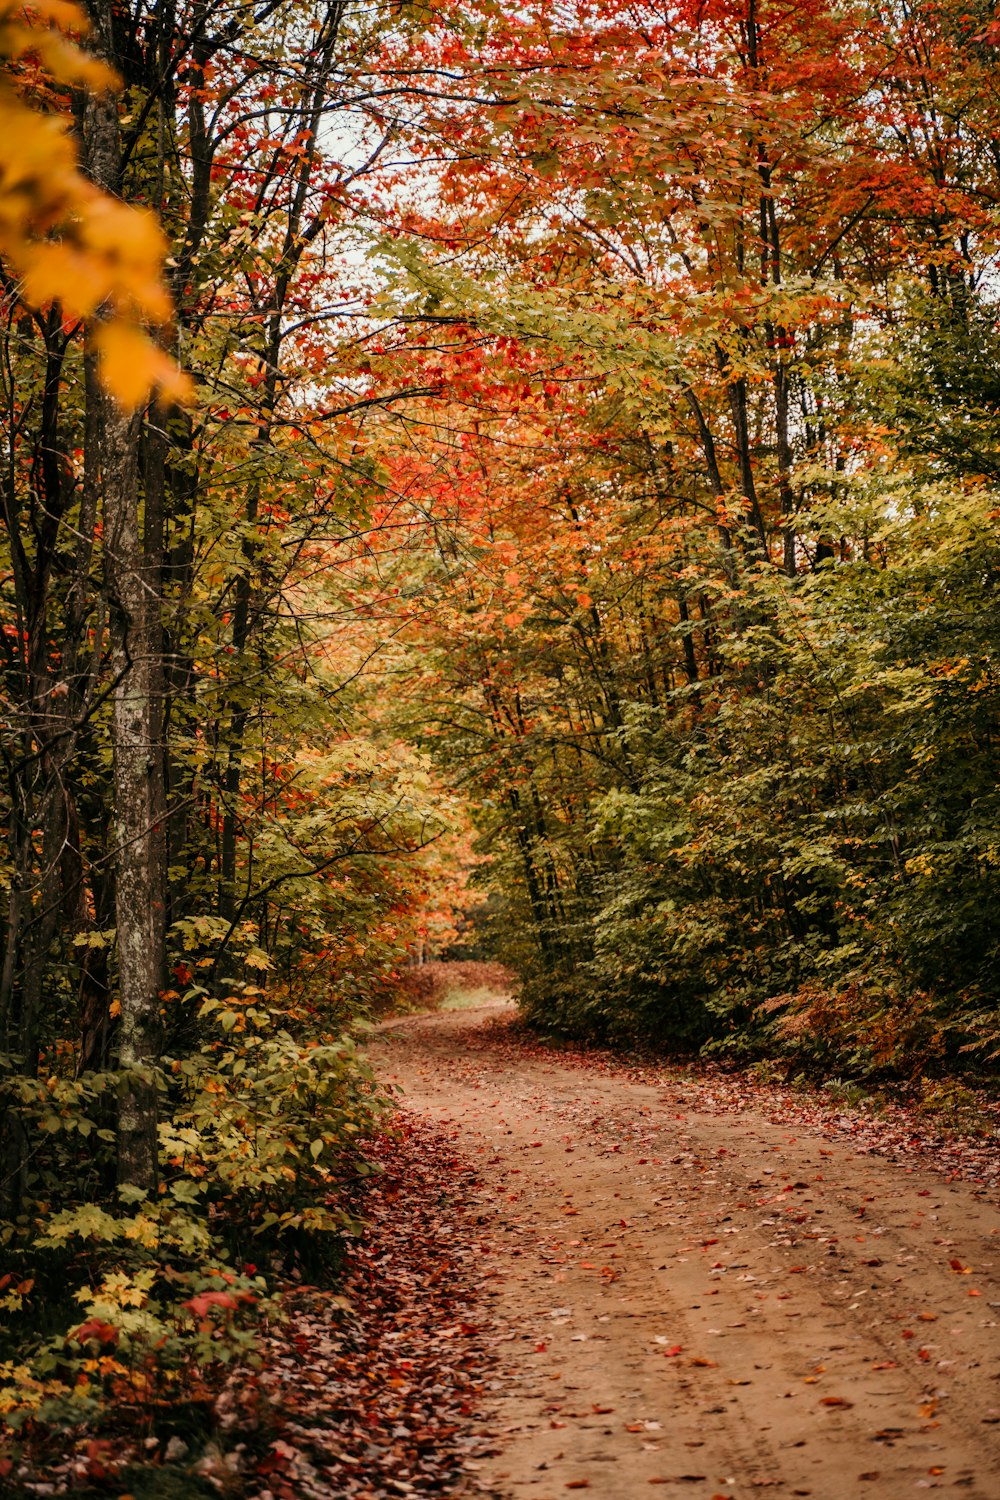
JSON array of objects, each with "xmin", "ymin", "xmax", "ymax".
[{"xmin": 84, "ymin": 0, "xmax": 167, "ymax": 1191}]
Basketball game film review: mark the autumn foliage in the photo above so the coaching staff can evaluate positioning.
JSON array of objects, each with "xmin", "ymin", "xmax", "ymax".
[
  {"xmin": 353, "ymin": 0, "xmax": 1000, "ymax": 1065},
  {"xmin": 0, "ymin": 0, "xmax": 999, "ymax": 1473}
]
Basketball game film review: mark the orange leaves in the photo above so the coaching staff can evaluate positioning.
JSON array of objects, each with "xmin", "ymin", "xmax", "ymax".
[
  {"xmin": 0, "ymin": 1, "xmax": 117, "ymax": 91},
  {"xmin": 93, "ymin": 324, "xmax": 190, "ymax": 410},
  {"xmin": 0, "ymin": 0, "xmax": 189, "ymax": 408}
]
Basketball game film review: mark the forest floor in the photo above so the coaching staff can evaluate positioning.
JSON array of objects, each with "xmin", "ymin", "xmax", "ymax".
[{"xmin": 370, "ymin": 1000, "xmax": 1000, "ymax": 1500}]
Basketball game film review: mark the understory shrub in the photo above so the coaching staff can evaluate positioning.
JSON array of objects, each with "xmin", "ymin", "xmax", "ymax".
[{"xmin": 0, "ymin": 991, "xmax": 385, "ymax": 1430}]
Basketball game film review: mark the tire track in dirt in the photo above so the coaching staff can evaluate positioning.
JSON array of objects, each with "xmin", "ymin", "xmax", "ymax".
[{"xmin": 369, "ymin": 1003, "xmax": 1000, "ymax": 1500}]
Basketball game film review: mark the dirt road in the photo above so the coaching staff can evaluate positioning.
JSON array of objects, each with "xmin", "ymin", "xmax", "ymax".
[{"xmin": 370, "ymin": 1002, "xmax": 1000, "ymax": 1500}]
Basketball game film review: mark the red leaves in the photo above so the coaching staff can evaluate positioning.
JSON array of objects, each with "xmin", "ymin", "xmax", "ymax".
[
  {"xmin": 81, "ymin": 1440, "xmax": 116, "ymax": 1484},
  {"xmin": 184, "ymin": 1291, "xmax": 238, "ymax": 1317},
  {"xmin": 248, "ymin": 1117, "xmax": 495, "ymax": 1497},
  {"xmin": 0, "ymin": 1273, "xmax": 33, "ymax": 1295},
  {"xmin": 70, "ymin": 1318, "xmax": 118, "ymax": 1346}
]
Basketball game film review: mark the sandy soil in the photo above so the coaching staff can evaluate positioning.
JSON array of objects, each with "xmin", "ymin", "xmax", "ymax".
[{"xmin": 369, "ymin": 1002, "xmax": 1000, "ymax": 1500}]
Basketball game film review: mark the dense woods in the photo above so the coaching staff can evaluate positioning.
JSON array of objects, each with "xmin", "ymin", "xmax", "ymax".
[
  {"xmin": 371, "ymin": 0, "xmax": 1000, "ymax": 1072},
  {"xmin": 0, "ymin": 0, "xmax": 998, "ymax": 1457}
]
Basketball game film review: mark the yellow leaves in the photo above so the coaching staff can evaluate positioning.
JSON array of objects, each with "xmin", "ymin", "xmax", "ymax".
[
  {"xmin": 94, "ymin": 324, "xmax": 192, "ymax": 410},
  {"xmin": 121, "ymin": 1215, "xmax": 159, "ymax": 1249},
  {"xmin": 243, "ymin": 946, "xmax": 274, "ymax": 973},
  {"xmin": 81, "ymin": 1355, "xmax": 128, "ymax": 1378},
  {"xmin": 91, "ymin": 1268, "xmax": 154, "ymax": 1304},
  {"xmin": 83, "ymin": 198, "xmax": 172, "ymax": 311},
  {"xmin": 0, "ymin": 1361, "xmax": 54, "ymax": 1414},
  {"xmin": 0, "ymin": 0, "xmax": 188, "ymax": 409},
  {"xmin": 0, "ymin": 0, "xmax": 117, "ymax": 91}
]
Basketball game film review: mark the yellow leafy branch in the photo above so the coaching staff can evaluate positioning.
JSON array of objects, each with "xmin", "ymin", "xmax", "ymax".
[{"xmin": 0, "ymin": 0, "xmax": 190, "ymax": 406}]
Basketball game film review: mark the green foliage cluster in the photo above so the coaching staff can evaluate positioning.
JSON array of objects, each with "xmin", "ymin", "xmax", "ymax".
[{"xmin": 574, "ymin": 489, "xmax": 1000, "ymax": 1064}]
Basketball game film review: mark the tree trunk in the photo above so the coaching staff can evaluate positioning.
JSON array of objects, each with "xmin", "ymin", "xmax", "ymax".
[
  {"xmin": 99, "ymin": 386, "xmax": 167, "ymax": 1190},
  {"xmin": 84, "ymin": 2, "xmax": 167, "ymax": 1191}
]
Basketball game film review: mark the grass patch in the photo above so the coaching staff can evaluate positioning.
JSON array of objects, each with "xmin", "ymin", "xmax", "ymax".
[
  {"xmin": 440, "ymin": 985, "xmax": 509, "ymax": 1011},
  {"xmin": 389, "ymin": 960, "xmax": 516, "ymax": 1014}
]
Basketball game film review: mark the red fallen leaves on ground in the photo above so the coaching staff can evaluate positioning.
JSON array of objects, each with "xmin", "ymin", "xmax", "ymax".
[{"xmin": 236, "ymin": 1114, "xmax": 498, "ymax": 1498}]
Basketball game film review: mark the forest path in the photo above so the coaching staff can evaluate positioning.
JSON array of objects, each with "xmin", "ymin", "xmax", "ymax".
[{"xmin": 369, "ymin": 1002, "xmax": 1000, "ymax": 1500}]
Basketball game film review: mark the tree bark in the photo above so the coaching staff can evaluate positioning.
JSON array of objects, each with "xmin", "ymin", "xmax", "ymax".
[
  {"xmin": 103, "ymin": 396, "xmax": 166, "ymax": 1189},
  {"xmin": 84, "ymin": 2, "xmax": 167, "ymax": 1191}
]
